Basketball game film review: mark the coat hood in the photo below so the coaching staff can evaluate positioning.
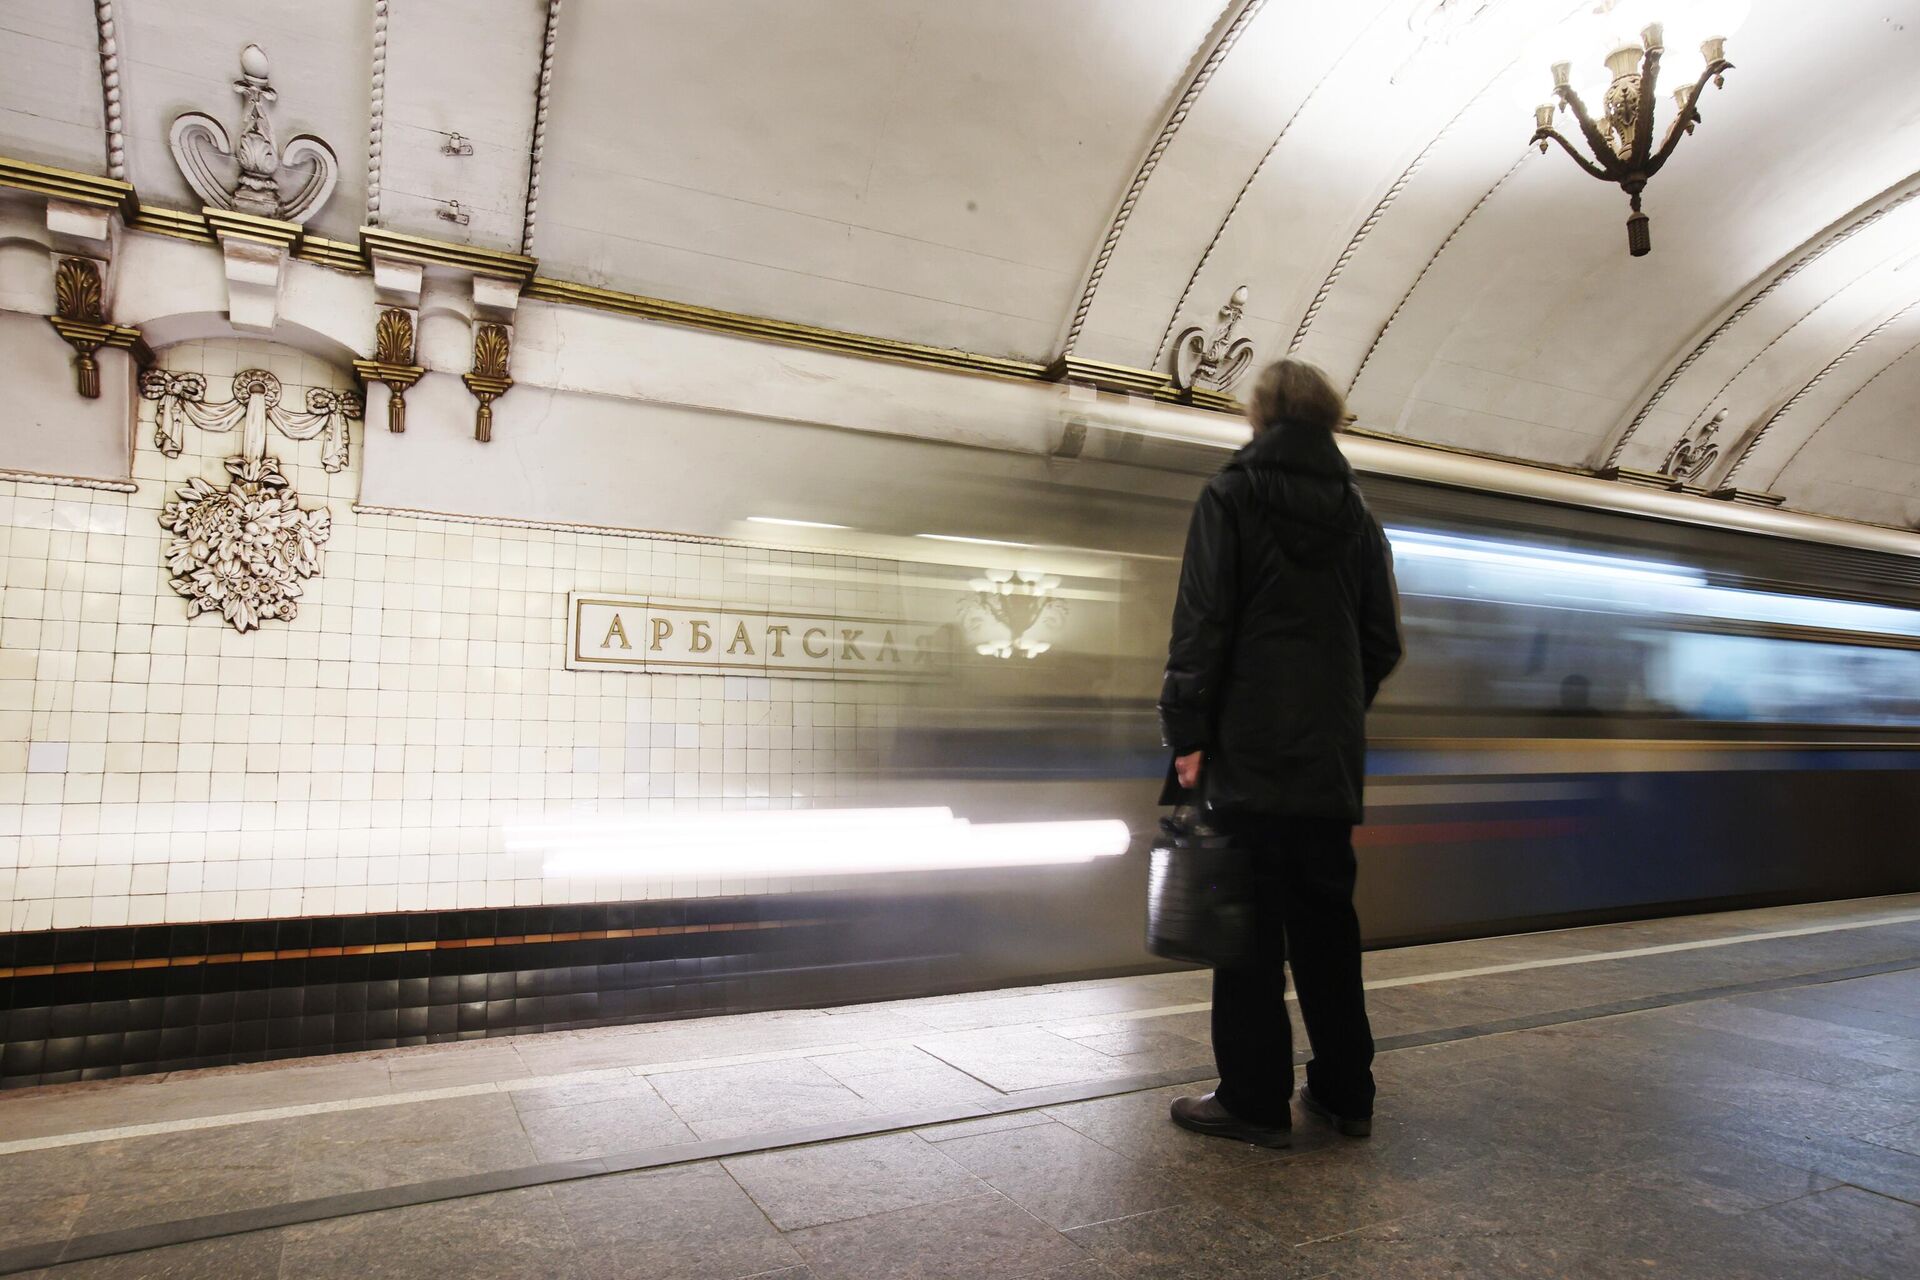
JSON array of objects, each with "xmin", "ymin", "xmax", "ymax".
[{"xmin": 1225, "ymin": 419, "xmax": 1365, "ymax": 563}]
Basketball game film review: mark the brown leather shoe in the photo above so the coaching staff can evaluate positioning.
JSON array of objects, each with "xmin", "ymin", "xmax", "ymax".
[
  {"xmin": 1300, "ymin": 1085, "xmax": 1372, "ymax": 1137},
  {"xmin": 1169, "ymin": 1092, "xmax": 1291, "ymax": 1148}
]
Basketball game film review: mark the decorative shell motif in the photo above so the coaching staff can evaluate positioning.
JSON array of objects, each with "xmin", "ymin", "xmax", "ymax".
[
  {"xmin": 159, "ymin": 454, "xmax": 331, "ymax": 632},
  {"xmin": 473, "ymin": 323, "xmax": 511, "ymax": 379},
  {"xmin": 374, "ymin": 308, "xmax": 414, "ymax": 364},
  {"xmin": 54, "ymin": 258, "xmax": 104, "ymax": 322}
]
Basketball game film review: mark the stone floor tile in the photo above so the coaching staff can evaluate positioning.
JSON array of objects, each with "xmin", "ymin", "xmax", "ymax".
[
  {"xmin": 649, "ymin": 1058, "xmax": 875, "ymax": 1127},
  {"xmin": 918, "ymin": 1028, "xmax": 1139, "ymax": 1092},
  {"xmin": 62, "ymin": 1122, "xmax": 300, "ymax": 1238},
  {"xmin": 807, "ymin": 1046, "xmax": 939, "ymax": 1081},
  {"xmin": 1063, "ymin": 1200, "xmax": 1321, "ymax": 1279},
  {"xmin": 721, "ymin": 1132, "xmax": 988, "ymax": 1231},
  {"xmin": 906, "ymin": 986, "xmax": 1183, "ymax": 1034},
  {"xmin": 505, "ymin": 1069, "xmax": 649, "ymax": 1112},
  {"xmin": 938, "ymin": 1117, "xmax": 1193, "ymax": 1230},
  {"xmin": 277, "ymin": 1187, "xmax": 576, "ymax": 1280},
  {"xmin": 1587, "ymin": 1138, "xmax": 1841, "ymax": 1214},
  {"xmin": 380, "ymin": 1043, "xmax": 532, "ymax": 1090},
  {"xmin": 1041, "ymin": 1084, "xmax": 1285, "ymax": 1180},
  {"xmin": 549, "ymin": 1163, "xmax": 801, "ymax": 1280},
  {"xmin": 1743, "ymin": 1184, "xmax": 1920, "ymax": 1280},
  {"xmin": 283, "ymin": 1094, "xmax": 538, "ymax": 1200},
  {"xmin": 784, "ymin": 1191, "xmax": 1086, "ymax": 1280},
  {"xmin": 841, "ymin": 1062, "xmax": 1001, "ymax": 1112},
  {"xmin": 0, "ymin": 1144, "xmax": 93, "ymax": 1249},
  {"xmin": 916, "ymin": 1111, "xmax": 1058, "ymax": 1143},
  {"xmin": 1200, "ymin": 1145, "xmax": 1469, "ymax": 1246},
  {"xmin": 38, "ymin": 1233, "xmax": 283, "ymax": 1280},
  {"xmin": 514, "ymin": 1092, "xmax": 697, "ymax": 1161}
]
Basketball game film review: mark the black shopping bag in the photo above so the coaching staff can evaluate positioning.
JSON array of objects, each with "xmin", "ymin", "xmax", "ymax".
[{"xmin": 1146, "ymin": 806, "xmax": 1253, "ymax": 969}]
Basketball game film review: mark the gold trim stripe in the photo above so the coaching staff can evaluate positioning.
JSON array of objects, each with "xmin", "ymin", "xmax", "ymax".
[
  {"xmin": 0, "ymin": 918, "xmax": 825, "ymax": 981},
  {"xmin": 297, "ymin": 235, "xmax": 372, "ymax": 274},
  {"xmin": 0, "ymin": 158, "xmax": 134, "ymax": 211},
  {"xmin": 127, "ymin": 203, "xmax": 215, "ymax": 243},
  {"xmin": 362, "ymin": 226, "xmax": 536, "ymax": 283},
  {"xmin": 524, "ymin": 277, "xmax": 1048, "ymax": 381}
]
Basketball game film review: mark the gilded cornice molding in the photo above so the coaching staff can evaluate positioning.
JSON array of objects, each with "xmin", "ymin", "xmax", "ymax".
[
  {"xmin": 203, "ymin": 207, "xmax": 303, "ymax": 249},
  {"xmin": 0, "ymin": 157, "xmax": 135, "ymax": 212},
  {"xmin": 126, "ymin": 203, "xmax": 214, "ymax": 242},
  {"xmin": 360, "ymin": 226, "xmax": 536, "ymax": 285},
  {"xmin": 524, "ymin": 277, "xmax": 1049, "ymax": 381},
  {"xmin": 296, "ymin": 234, "xmax": 373, "ymax": 274}
]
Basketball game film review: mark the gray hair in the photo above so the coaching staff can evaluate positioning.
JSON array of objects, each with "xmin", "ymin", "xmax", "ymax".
[{"xmin": 1247, "ymin": 358, "xmax": 1345, "ymax": 434}]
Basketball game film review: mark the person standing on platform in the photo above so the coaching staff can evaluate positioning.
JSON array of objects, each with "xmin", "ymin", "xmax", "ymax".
[{"xmin": 1159, "ymin": 358, "xmax": 1403, "ymax": 1148}]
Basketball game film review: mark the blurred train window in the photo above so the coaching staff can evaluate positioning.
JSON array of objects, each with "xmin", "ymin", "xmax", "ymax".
[
  {"xmin": 1376, "ymin": 527, "xmax": 1920, "ymax": 728},
  {"xmin": 1653, "ymin": 633, "xmax": 1920, "ymax": 727}
]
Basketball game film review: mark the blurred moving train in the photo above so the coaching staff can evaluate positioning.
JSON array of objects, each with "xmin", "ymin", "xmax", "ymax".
[{"xmin": 795, "ymin": 421, "xmax": 1920, "ymax": 990}]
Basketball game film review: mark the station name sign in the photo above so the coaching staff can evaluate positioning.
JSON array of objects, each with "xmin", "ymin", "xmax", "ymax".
[{"xmin": 566, "ymin": 594, "xmax": 950, "ymax": 679}]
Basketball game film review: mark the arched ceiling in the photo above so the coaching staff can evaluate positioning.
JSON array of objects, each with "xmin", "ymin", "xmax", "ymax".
[{"xmin": 4, "ymin": 0, "xmax": 1919, "ymax": 529}]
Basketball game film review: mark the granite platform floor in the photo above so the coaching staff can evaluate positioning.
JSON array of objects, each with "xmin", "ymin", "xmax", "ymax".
[{"xmin": 2, "ymin": 893, "xmax": 1919, "ymax": 1279}]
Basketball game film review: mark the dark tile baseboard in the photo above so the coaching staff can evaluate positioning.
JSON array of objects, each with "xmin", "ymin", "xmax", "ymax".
[{"xmin": 0, "ymin": 894, "xmax": 976, "ymax": 1088}]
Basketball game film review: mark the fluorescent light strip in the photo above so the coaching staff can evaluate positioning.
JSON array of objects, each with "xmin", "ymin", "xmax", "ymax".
[
  {"xmin": 514, "ymin": 808, "xmax": 1133, "ymax": 880},
  {"xmin": 1385, "ymin": 527, "xmax": 1705, "ymax": 586},
  {"xmin": 746, "ymin": 516, "xmax": 851, "ymax": 529},
  {"xmin": 915, "ymin": 533, "xmax": 1039, "ymax": 548}
]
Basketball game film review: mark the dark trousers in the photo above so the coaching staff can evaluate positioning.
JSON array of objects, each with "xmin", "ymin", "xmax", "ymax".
[{"xmin": 1210, "ymin": 814, "xmax": 1374, "ymax": 1126}]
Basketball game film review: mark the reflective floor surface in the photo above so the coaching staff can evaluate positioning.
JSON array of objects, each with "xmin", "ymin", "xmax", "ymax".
[{"xmin": 2, "ymin": 893, "xmax": 1918, "ymax": 1278}]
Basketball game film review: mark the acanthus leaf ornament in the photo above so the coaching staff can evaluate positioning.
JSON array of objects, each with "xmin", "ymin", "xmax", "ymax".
[
  {"xmin": 167, "ymin": 44, "xmax": 339, "ymax": 224},
  {"xmin": 144, "ymin": 366, "xmax": 359, "ymax": 633},
  {"xmin": 462, "ymin": 323, "xmax": 513, "ymax": 443},
  {"xmin": 1527, "ymin": 14, "xmax": 1735, "ymax": 257},
  {"xmin": 352, "ymin": 307, "xmax": 424, "ymax": 433},
  {"xmin": 1171, "ymin": 286, "xmax": 1255, "ymax": 394},
  {"xmin": 46, "ymin": 256, "xmax": 148, "ymax": 398}
]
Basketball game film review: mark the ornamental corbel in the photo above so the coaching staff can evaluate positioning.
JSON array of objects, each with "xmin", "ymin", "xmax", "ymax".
[
  {"xmin": 462, "ymin": 323, "xmax": 513, "ymax": 443},
  {"xmin": 47, "ymin": 255, "xmax": 149, "ymax": 398},
  {"xmin": 352, "ymin": 308, "xmax": 424, "ymax": 432},
  {"xmin": 205, "ymin": 209, "xmax": 302, "ymax": 334}
]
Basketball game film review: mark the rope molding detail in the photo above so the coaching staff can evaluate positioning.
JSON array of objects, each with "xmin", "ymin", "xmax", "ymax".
[{"xmin": 1061, "ymin": 0, "xmax": 1267, "ymax": 356}]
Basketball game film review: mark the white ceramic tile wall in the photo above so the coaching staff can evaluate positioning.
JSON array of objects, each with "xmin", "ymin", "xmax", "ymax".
[{"xmin": 0, "ymin": 340, "xmax": 904, "ymax": 931}]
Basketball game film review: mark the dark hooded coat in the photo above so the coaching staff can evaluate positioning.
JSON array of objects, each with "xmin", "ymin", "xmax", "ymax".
[{"xmin": 1158, "ymin": 419, "xmax": 1403, "ymax": 822}]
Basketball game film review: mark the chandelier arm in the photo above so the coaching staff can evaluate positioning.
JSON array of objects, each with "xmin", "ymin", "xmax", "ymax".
[
  {"xmin": 1534, "ymin": 128, "xmax": 1617, "ymax": 183},
  {"xmin": 1650, "ymin": 61, "xmax": 1732, "ymax": 170},
  {"xmin": 1552, "ymin": 85, "xmax": 1622, "ymax": 174},
  {"xmin": 1630, "ymin": 47, "xmax": 1662, "ymax": 170}
]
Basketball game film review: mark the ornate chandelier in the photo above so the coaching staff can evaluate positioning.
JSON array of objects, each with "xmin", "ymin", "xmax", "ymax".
[
  {"xmin": 964, "ymin": 570, "xmax": 1064, "ymax": 660},
  {"xmin": 1527, "ymin": 2, "xmax": 1743, "ymax": 256}
]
